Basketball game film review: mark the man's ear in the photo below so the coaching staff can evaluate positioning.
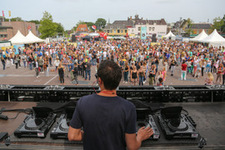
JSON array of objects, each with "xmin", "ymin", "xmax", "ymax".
[{"xmin": 98, "ymin": 77, "xmax": 101, "ymax": 85}]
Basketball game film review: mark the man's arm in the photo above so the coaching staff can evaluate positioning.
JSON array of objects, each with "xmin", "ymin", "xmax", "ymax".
[
  {"xmin": 68, "ymin": 126, "xmax": 83, "ymax": 141},
  {"xmin": 125, "ymin": 126, "xmax": 153, "ymax": 150}
]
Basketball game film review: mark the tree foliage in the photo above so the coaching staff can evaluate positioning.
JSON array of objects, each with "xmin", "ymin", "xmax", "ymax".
[
  {"xmin": 55, "ymin": 23, "xmax": 64, "ymax": 34},
  {"xmin": 222, "ymin": 15, "xmax": 225, "ymax": 33},
  {"xmin": 185, "ymin": 18, "xmax": 193, "ymax": 36},
  {"xmin": 211, "ymin": 16, "xmax": 224, "ymax": 32},
  {"xmin": 29, "ymin": 20, "xmax": 40, "ymax": 24},
  {"xmin": 72, "ymin": 18, "xmax": 106, "ymax": 32},
  {"xmin": 95, "ymin": 18, "xmax": 106, "ymax": 29},
  {"xmin": 4, "ymin": 17, "xmax": 23, "ymax": 22},
  {"xmin": 39, "ymin": 11, "xmax": 57, "ymax": 38}
]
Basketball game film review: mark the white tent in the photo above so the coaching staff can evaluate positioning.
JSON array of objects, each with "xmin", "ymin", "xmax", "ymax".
[
  {"xmin": 9, "ymin": 30, "xmax": 27, "ymax": 45},
  {"xmin": 200, "ymin": 29, "xmax": 225, "ymax": 47},
  {"xmin": 190, "ymin": 30, "xmax": 208, "ymax": 42},
  {"xmin": 25, "ymin": 31, "xmax": 44, "ymax": 44},
  {"xmin": 164, "ymin": 31, "xmax": 176, "ymax": 39}
]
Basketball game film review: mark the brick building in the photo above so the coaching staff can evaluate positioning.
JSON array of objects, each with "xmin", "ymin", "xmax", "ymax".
[
  {"xmin": 0, "ymin": 17, "xmax": 37, "ymax": 41},
  {"xmin": 186, "ymin": 23, "xmax": 212, "ymax": 37}
]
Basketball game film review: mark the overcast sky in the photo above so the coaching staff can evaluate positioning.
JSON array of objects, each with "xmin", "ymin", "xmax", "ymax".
[{"xmin": 0, "ymin": 0, "xmax": 224, "ymax": 30}]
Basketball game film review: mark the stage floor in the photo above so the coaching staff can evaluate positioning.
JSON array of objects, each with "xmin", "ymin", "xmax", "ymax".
[{"xmin": 0, "ymin": 101, "xmax": 225, "ymax": 150}]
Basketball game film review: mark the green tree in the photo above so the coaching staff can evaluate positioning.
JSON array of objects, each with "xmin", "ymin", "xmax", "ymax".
[
  {"xmin": 4, "ymin": 17, "xmax": 23, "ymax": 22},
  {"xmin": 185, "ymin": 18, "xmax": 193, "ymax": 36},
  {"xmin": 55, "ymin": 23, "xmax": 64, "ymax": 34},
  {"xmin": 221, "ymin": 14, "xmax": 225, "ymax": 33},
  {"xmin": 95, "ymin": 18, "xmax": 106, "ymax": 30},
  {"xmin": 211, "ymin": 17, "xmax": 224, "ymax": 32},
  {"xmin": 11, "ymin": 17, "xmax": 23, "ymax": 21},
  {"xmin": 86, "ymin": 22, "xmax": 95, "ymax": 30},
  {"xmin": 29, "ymin": 20, "xmax": 40, "ymax": 24},
  {"xmin": 39, "ymin": 11, "xmax": 57, "ymax": 38}
]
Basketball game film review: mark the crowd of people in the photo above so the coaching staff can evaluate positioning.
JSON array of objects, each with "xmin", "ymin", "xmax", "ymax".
[{"xmin": 1, "ymin": 38, "xmax": 225, "ymax": 86}]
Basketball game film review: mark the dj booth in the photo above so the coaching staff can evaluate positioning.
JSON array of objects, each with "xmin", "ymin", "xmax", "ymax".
[{"xmin": 0, "ymin": 85, "xmax": 225, "ymax": 149}]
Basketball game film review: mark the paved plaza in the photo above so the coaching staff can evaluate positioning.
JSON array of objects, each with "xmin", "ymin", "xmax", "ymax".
[{"xmin": 0, "ymin": 62, "xmax": 209, "ymax": 86}]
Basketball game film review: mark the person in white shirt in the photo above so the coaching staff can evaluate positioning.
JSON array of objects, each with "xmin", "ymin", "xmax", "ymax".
[
  {"xmin": 54, "ymin": 57, "xmax": 60, "ymax": 71},
  {"xmin": 103, "ymin": 50, "xmax": 107, "ymax": 60}
]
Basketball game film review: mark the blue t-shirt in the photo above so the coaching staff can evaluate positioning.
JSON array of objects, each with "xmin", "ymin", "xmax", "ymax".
[{"xmin": 70, "ymin": 94, "xmax": 136, "ymax": 150}]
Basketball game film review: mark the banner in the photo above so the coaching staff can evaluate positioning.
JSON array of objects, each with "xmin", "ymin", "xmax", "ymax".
[
  {"xmin": 2, "ymin": 11, "xmax": 4, "ymax": 17},
  {"xmin": 8, "ymin": 10, "xmax": 11, "ymax": 17},
  {"xmin": 141, "ymin": 26, "xmax": 147, "ymax": 40}
]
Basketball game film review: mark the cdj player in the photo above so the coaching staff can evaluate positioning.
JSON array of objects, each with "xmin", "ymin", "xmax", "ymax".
[
  {"xmin": 158, "ymin": 106, "xmax": 198, "ymax": 140},
  {"xmin": 50, "ymin": 114, "xmax": 70, "ymax": 139},
  {"xmin": 136, "ymin": 115, "xmax": 160, "ymax": 140},
  {"xmin": 14, "ymin": 107, "xmax": 56, "ymax": 138},
  {"xmin": 50, "ymin": 106, "xmax": 74, "ymax": 139}
]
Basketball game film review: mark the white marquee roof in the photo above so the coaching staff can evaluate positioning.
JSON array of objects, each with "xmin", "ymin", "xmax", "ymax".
[
  {"xmin": 190, "ymin": 30, "xmax": 208, "ymax": 42},
  {"xmin": 164, "ymin": 31, "xmax": 176, "ymax": 38},
  {"xmin": 9, "ymin": 30, "xmax": 27, "ymax": 45},
  {"xmin": 200, "ymin": 29, "xmax": 225, "ymax": 43},
  {"xmin": 25, "ymin": 31, "xmax": 44, "ymax": 44}
]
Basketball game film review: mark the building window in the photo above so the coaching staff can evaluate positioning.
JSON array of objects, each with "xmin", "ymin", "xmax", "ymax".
[
  {"xmin": 117, "ymin": 30, "xmax": 120, "ymax": 33},
  {"xmin": 114, "ymin": 30, "xmax": 116, "ymax": 33},
  {"xmin": 0, "ymin": 34, "xmax": 7, "ymax": 38},
  {"xmin": 121, "ymin": 30, "xmax": 123, "ymax": 33},
  {"xmin": 107, "ymin": 30, "xmax": 110, "ymax": 33},
  {"xmin": 149, "ymin": 27, "xmax": 151, "ymax": 31},
  {"xmin": 138, "ymin": 27, "xmax": 141, "ymax": 31},
  {"xmin": 152, "ymin": 27, "xmax": 155, "ymax": 31},
  {"xmin": 125, "ymin": 30, "xmax": 127, "ymax": 33},
  {"xmin": 0, "ymin": 29, "xmax": 7, "ymax": 32},
  {"xmin": 110, "ymin": 30, "xmax": 112, "ymax": 33}
]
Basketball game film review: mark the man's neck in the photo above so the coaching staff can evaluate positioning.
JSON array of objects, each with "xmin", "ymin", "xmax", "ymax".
[{"xmin": 97, "ymin": 89, "xmax": 117, "ymax": 97}]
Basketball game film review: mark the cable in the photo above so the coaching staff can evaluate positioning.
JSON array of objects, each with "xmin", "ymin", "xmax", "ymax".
[
  {"xmin": 0, "ymin": 108, "xmax": 33, "ymax": 120},
  {"xmin": 92, "ymin": 81, "xmax": 97, "ymax": 94},
  {"xmin": 0, "ymin": 108, "xmax": 33, "ymax": 114}
]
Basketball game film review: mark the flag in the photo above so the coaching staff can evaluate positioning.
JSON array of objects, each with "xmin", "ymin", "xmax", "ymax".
[
  {"xmin": 2, "ymin": 11, "xmax": 4, "ymax": 17},
  {"xmin": 92, "ymin": 25, "xmax": 97, "ymax": 30},
  {"xmin": 8, "ymin": 10, "xmax": 11, "ymax": 17}
]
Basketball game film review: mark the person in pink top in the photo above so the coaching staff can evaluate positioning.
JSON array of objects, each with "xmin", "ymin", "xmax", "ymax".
[{"xmin": 162, "ymin": 67, "xmax": 167, "ymax": 82}]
